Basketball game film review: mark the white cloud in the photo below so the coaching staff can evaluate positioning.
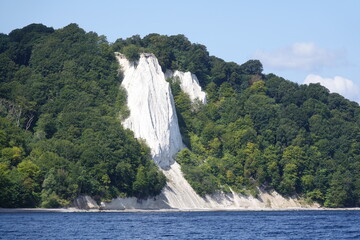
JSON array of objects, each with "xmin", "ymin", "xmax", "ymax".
[
  {"xmin": 253, "ymin": 42, "xmax": 344, "ymax": 71},
  {"xmin": 304, "ymin": 74, "xmax": 360, "ymax": 102}
]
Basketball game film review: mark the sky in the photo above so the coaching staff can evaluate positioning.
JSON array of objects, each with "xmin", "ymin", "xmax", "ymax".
[{"xmin": 1, "ymin": 0, "xmax": 359, "ymax": 103}]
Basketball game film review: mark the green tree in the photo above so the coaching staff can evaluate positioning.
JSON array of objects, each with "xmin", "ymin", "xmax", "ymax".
[
  {"xmin": 324, "ymin": 170, "xmax": 354, "ymax": 207},
  {"xmin": 240, "ymin": 60, "xmax": 263, "ymax": 75},
  {"xmin": 122, "ymin": 44, "xmax": 140, "ymax": 62}
]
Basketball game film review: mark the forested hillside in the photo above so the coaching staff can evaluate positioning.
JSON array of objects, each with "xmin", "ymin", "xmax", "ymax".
[
  {"xmin": 112, "ymin": 32, "xmax": 360, "ymax": 207},
  {"xmin": 1, "ymin": 24, "xmax": 359, "ymax": 208},
  {"xmin": 0, "ymin": 24, "xmax": 165, "ymax": 208}
]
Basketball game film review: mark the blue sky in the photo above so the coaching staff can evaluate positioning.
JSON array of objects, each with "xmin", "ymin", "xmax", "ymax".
[{"xmin": 1, "ymin": 0, "xmax": 359, "ymax": 103}]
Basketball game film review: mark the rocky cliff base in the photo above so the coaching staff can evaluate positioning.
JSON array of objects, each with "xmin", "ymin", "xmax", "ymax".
[
  {"xmin": 108, "ymin": 52, "xmax": 319, "ymax": 211},
  {"xmin": 100, "ymin": 162, "xmax": 319, "ymax": 210}
]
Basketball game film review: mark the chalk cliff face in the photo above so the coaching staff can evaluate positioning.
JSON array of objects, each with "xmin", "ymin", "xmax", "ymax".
[
  {"xmin": 113, "ymin": 52, "xmax": 211, "ymax": 208},
  {"xmin": 70, "ymin": 195, "xmax": 99, "ymax": 209},
  {"xmin": 165, "ymin": 70, "xmax": 206, "ymax": 104},
  {"xmin": 103, "ymin": 52, "xmax": 316, "ymax": 210},
  {"xmin": 116, "ymin": 52, "xmax": 183, "ymax": 169}
]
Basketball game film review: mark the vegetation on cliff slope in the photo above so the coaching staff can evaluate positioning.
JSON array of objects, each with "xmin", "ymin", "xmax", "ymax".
[
  {"xmin": 0, "ymin": 24, "xmax": 165, "ymax": 208},
  {"xmin": 114, "ymin": 33, "xmax": 360, "ymax": 207},
  {"xmin": 1, "ymin": 24, "xmax": 359, "ymax": 208}
]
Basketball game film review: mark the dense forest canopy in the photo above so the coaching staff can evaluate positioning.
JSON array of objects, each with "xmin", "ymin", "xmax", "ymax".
[
  {"xmin": 0, "ymin": 24, "xmax": 165, "ymax": 207},
  {"xmin": 113, "ymin": 29, "xmax": 360, "ymax": 207},
  {"xmin": 0, "ymin": 23, "xmax": 359, "ymax": 208}
]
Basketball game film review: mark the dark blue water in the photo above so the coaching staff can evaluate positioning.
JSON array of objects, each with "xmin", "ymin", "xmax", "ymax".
[{"xmin": 0, "ymin": 211, "xmax": 359, "ymax": 239}]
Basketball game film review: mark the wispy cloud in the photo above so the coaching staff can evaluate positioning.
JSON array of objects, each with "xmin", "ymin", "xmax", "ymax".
[
  {"xmin": 253, "ymin": 42, "xmax": 345, "ymax": 71},
  {"xmin": 304, "ymin": 74, "xmax": 360, "ymax": 103}
]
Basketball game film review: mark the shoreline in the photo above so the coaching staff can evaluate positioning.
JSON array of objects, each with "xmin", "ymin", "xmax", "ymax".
[{"xmin": 1, "ymin": 207, "xmax": 360, "ymax": 213}]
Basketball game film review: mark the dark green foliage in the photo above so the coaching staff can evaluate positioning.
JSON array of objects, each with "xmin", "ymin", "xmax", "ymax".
[
  {"xmin": 240, "ymin": 60, "xmax": 263, "ymax": 75},
  {"xmin": 176, "ymin": 149, "xmax": 220, "ymax": 196},
  {"xmin": 0, "ymin": 24, "xmax": 166, "ymax": 208},
  {"xmin": 113, "ymin": 34, "xmax": 260, "ymax": 90},
  {"xmin": 113, "ymin": 34, "xmax": 212, "ymax": 87},
  {"xmin": 132, "ymin": 163, "xmax": 167, "ymax": 199},
  {"xmin": 1, "ymin": 24, "xmax": 359, "ymax": 208},
  {"xmin": 122, "ymin": 44, "xmax": 140, "ymax": 62},
  {"xmin": 169, "ymin": 57, "xmax": 360, "ymax": 206},
  {"xmin": 3, "ymin": 23, "xmax": 54, "ymax": 66}
]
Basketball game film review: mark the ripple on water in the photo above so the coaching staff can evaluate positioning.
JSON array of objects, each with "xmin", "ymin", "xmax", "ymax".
[{"xmin": 0, "ymin": 211, "xmax": 359, "ymax": 240}]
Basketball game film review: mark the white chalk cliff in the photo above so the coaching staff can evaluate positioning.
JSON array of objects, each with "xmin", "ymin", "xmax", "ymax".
[
  {"xmin": 116, "ymin": 52, "xmax": 183, "ymax": 169},
  {"xmin": 101, "ymin": 52, "xmax": 317, "ymax": 210},
  {"xmin": 165, "ymin": 70, "xmax": 206, "ymax": 104}
]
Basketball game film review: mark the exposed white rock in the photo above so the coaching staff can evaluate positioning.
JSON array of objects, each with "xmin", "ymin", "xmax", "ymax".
[
  {"xmin": 101, "ymin": 196, "xmax": 170, "ymax": 210},
  {"xmin": 160, "ymin": 162, "xmax": 209, "ymax": 208},
  {"xmin": 101, "ymin": 157, "xmax": 315, "ymax": 210},
  {"xmin": 116, "ymin": 52, "xmax": 184, "ymax": 169},
  {"xmin": 101, "ymin": 177, "xmax": 317, "ymax": 210},
  {"xmin": 70, "ymin": 195, "xmax": 99, "ymax": 209},
  {"xmin": 105, "ymin": 52, "xmax": 318, "ymax": 211},
  {"xmin": 165, "ymin": 70, "xmax": 206, "ymax": 104},
  {"xmin": 101, "ymin": 162, "xmax": 207, "ymax": 210}
]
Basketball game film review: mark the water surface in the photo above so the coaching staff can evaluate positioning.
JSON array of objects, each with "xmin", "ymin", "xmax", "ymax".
[{"xmin": 1, "ymin": 211, "xmax": 359, "ymax": 239}]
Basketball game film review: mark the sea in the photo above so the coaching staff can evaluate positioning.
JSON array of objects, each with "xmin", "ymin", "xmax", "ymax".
[{"xmin": 0, "ymin": 210, "xmax": 359, "ymax": 239}]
